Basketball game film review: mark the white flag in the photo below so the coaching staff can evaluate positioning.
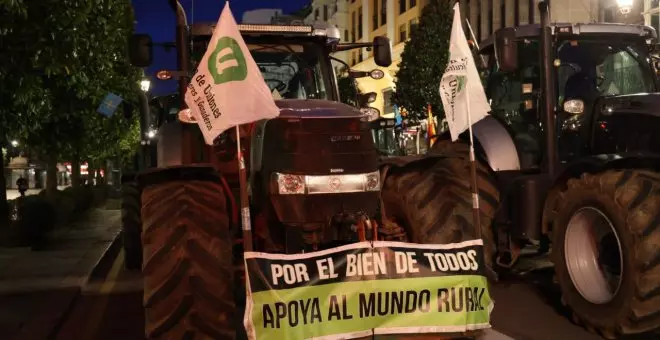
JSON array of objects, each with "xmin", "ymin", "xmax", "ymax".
[
  {"xmin": 184, "ymin": 2, "xmax": 280, "ymax": 145},
  {"xmin": 439, "ymin": 3, "xmax": 491, "ymax": 142}
]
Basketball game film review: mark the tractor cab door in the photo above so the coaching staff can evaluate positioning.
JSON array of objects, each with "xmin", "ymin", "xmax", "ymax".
[{"xmin": 484, "ymin": 39, "xmax": 543, "ymax": 171}]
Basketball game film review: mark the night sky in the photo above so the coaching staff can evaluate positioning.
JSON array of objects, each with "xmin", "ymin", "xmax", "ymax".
[{"xmin": 131, "ymin": 0, "xmax": 309, "ymax": 96}]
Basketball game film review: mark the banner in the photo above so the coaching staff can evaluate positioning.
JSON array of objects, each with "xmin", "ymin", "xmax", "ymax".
[{"xmin": 244, "ymin": 239, "xmax": 493, "ymax": 340}]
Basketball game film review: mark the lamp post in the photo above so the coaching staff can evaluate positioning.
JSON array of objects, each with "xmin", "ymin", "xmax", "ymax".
[
  {"xmin": 138, "ymin": 79, "xmax": 153, "ymax": 169},
  {"xmin": 616, "ymin": 0, "xmax": 633, "ymax": 15},
  {"xmin": 140, "ymin": 79, "xmax": 151, "ymax": 92}
]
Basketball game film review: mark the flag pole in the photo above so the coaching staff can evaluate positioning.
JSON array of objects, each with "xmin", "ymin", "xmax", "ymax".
[
  {"xmin": 465, "ymin": 74, "xmax": 482, "ymax": 241},
  {"xmin": 455, "ymin": 0, "xmax": 482, "ymax": 241},
  {"xmin": 235, "ymin": 125, "xmax": 254, "ymax": 252}
]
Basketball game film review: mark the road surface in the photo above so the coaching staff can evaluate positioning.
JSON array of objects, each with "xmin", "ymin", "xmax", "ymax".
[{"xmin": 49, "ymin": 249, "xmax": 616, "ymax": 340}]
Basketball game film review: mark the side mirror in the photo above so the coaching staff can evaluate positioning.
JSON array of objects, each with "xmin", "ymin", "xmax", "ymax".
[
  {"xmin": 129, "ymin": 34, "xmax": 153, "ymax": 68},
  {"xmin": 373, "ymin": 36, "xmax": 392, "ymax": 67},
  {"xmin": 494, "ymin": 27, "xmax": 517, "ymax": 72},
  {"xmin": 359, "ymin": 92, "xmax": 377, "ymax": 107}
]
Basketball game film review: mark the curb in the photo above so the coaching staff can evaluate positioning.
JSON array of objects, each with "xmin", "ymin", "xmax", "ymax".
[
  {"xmin": 12, "ymin": 229, "xmax": 125, "ymax": 340},
  {"xmin": 84, "ymin": 229, "xmax": 125, "ymax": 284},
  {"xmin": 48, "ymin": 229, "xmax": 125, "ymax": 339}
]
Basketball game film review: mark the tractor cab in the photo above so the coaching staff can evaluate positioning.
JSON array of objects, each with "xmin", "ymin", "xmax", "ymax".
[
  {"xmin": 184, "ymin": 22, "xmax": 394, "ymax": 252},
  {"xmin": 479, "ymin": 23, "xmax": 658, "ymax": 170}
]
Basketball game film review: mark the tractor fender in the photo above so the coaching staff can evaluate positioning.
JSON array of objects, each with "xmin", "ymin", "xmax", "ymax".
[
  {"xmin": 541, "ymin": 152, "xmax": 660, "ymax": 235},
  {"xmin": 432, "ymin": 115, "xmax": 521, "ymax": 172}
]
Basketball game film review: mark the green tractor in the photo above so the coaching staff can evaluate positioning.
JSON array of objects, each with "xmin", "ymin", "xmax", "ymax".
[{"xmin": 381, "ymin": 1, "xmax": 660, "ymax": 337}]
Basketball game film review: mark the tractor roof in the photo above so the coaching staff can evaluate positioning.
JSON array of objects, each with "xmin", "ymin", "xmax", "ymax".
[
  {"xmin": 479, "ymin": 23, "xmax": 657, "ymax": 52},
  {"xmin": 275, "ymin": 99, "xmax": 363, "ymax": 119}
]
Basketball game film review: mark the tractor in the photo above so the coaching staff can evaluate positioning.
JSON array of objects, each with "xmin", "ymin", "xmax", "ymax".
[
  {"xmin": 380, "ymin": 1, "xmax": 660, "ymax": 338},
  {"xmin": 125, "ymin": 1, "xmax": 493, "ymax": 338}
]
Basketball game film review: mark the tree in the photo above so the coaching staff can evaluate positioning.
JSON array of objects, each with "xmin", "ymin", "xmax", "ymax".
[
  {"xmin": 0, "ymin": 0, "xmax": 140, "ymax": 193},
  {"xmin": 394, "ymin": 0, "xmax": 452, "ymax": 120}
]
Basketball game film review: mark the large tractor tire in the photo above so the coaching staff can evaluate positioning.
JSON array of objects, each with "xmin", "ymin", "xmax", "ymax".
[
  {"xmin": 139, "ymin": 166, "xmax": 235, "ymax": 339},
  {"xmin": 121, "ymin": 174, "xmax": 142, "ymax": 271},
  {"xmin": 380, "ymin": 141, "xmax": 499, "ymax": 269},
  {"xmin": 549, "ymin": 170, "xmax": 660, "ymax": 338}
]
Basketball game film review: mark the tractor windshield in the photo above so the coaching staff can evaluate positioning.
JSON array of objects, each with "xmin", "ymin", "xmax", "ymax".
[
  {"xmin": 193, "ymin": 41, "xmax": 331, "ymax": 100},
  {"xmin": 556, "ymin": 40, "xmax": 656, "ymax": 103},
  {"xmin": 484, "ymin": 38, "xmax": 656, "ymax": 117}
]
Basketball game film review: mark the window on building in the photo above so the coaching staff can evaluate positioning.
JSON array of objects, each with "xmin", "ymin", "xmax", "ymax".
[
  {"xmin": 399, "ymin": 0, "xmax": 406, "ymax": 14},
  {"xmin": 514, "ymin": 0, "xmax": 520, "ymax": 26},
  {"xmin": 323, "ymin": 5, "xmax": 328, "ymax": 21},
  {"xmin": 477, "ymin": 10, "xmax": 482, "ymax": 42},
  {"xmin": 351, "ymin": 11, "xmax": 356, "ymax": 42},
  {"xmin": 373, "ymin": 0, "xmax": 379, "ymax": 29},
  {"xmin": 344, "ymin": 29, "xmax": 349, "ymax": 41},
  {"xmin": 399, "ymin": 24, "xmax": 407, "ymax": 43},
  {"xmin": 409, "ymin": 17, "xmax": 419, "ymax": 36},
  {"xmin": 466, "ymin": 0, "xmax": 471, "ymax": 25},
  {"xmin": 315, "ymin": 8, "xmax": 319, "ymax": 20},
  {"xmin": 352, "ymin": 51, "xmax": 356, "ymax": 66},
  {"xmin": 358, "ymin": 7, "xmax": 363, "ymax": 39},
  {"xmin": 500, "ymin": 2, "xmax": 505, "ymax": 29},
  {"xmin": 359, "ymin": 49, "xmax": 363, "ymax": 62},
  {"xmin": 410, "ymin": 0, "xmax": 416, "ymax": 8},
  {"xmin": 528, "ymin": 0, "xmax": 535, "ymax": 24},
  {"xmin": 383, "ymin": 89, "xmax": 394, "ymax": 115},
  {"xmin": 381, "ymin": 0, "xmax": 387, "ymax": 26},
  {"xmin": 486, "ymin": 0, "xmax": 493, "ymax": 35},
  {"xmin": 604, "ymin": 8, "xmax": 614, "ymax": 22}
]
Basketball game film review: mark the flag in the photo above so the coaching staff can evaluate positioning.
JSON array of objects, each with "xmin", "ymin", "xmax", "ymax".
[
  {"xmin": 439, "ymin": 3, "xmax": 491, "ymax": 142},
  {"xmin": 184, "ymin": 2, "xmax": 280, "ymax": 145},
  {"xmin": 427, "ymin": 104, "xmax": 436, "ymax": 147},
  {"xmin": 394, "ymin": 104, "xmax": 402, "ymax": 127}
]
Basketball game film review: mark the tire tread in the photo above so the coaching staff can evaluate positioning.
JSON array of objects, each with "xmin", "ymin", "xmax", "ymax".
[
  {"xmin": 552, "ymin": 169, "xmax": 660, "ymax": 336},
  {"xmin": 142, "ymin": 179, "xmax": 235, "ymax": 339}
]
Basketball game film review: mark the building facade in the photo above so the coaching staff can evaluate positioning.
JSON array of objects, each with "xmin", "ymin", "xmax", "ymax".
[
  {"xmin": 308, "ymin": 0, "xmax": 654, "ymax": 118},
  {"xmin": 304, "ymin": 0, "xmax": 350, "ymax": 71}
]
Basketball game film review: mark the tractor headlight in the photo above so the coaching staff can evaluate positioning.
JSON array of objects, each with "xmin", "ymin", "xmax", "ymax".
[
  {"xmin": 563, "ymin": 99, "xmax": 584, "ymax": 115},
  {"xmin": 273, "ymin": 171, "xmax": 381, "ymax": 195},
  {"xmin": 275, "ymin": 173, "xmax": 306, "ymax": 195}
]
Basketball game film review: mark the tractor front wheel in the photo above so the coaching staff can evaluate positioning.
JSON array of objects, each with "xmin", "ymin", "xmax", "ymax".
[
  {"xmin": 551, "ymin": 170, "xmax": 660, "ymax": 338},
  {"xmin": 140, "ymin": 165, "xmax": 235, "ymax": 339},
  {"xmin": 380, "ymin": 141, "xmax": 499, "ymax": 269}
]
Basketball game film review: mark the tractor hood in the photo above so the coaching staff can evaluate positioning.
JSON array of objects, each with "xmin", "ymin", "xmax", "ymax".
[
  {"xmin": 595, "ymin": 93, "xmax": 660, "ymax": 118},
  {"xmin": 274, "ymin": 99, "xmax": 365, "ymax": 119},
  {"xmin": 258, "ymin": 99, "xmax": 378, "ymax": 176},
  {"xmin": 591, "ymin": 93, "xmax": 660, "ymax": 156}
]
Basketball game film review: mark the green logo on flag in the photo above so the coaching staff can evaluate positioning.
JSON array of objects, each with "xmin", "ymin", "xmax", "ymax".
[
  {"xmin": 208, "ymin": 37, "xmax": 248, "ymax": 84},
  {"xmin": 456, "ymin": 75, "xmax": 466, "ymax": 93}
]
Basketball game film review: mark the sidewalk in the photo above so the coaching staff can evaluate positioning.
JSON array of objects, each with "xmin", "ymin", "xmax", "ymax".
[
  {"xmin": 0, "ymin": 206, "xmax": 121, "ymax": 339},
  {"xmin": 5, "ymin": 186, "xmax": 70, "ymax": 200}
]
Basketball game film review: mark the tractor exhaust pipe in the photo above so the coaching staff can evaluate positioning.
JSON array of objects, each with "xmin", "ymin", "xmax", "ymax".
[
  {"xmin": 169, "ymin": 0, "xmax": 190, "ymax": 106},
  {"xmin": 539, "ymin": 1, "xmax": 558, "ymax": 178},
  {"xmin": 169, "ymin": 0, "xmax": 194, "ymax": 164}
]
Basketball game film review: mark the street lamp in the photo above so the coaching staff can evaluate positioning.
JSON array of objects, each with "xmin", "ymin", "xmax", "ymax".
[
  {"xmin": 140, "ymin": 79, "xmax": 151, "ymax": 92},
  {"xmin": 10, "ymin": 140, "xmax": 18, "ymax": 147},
  {"xmin": 616, "ymin": 0, "xmax": 633, "ymax": 14}
]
